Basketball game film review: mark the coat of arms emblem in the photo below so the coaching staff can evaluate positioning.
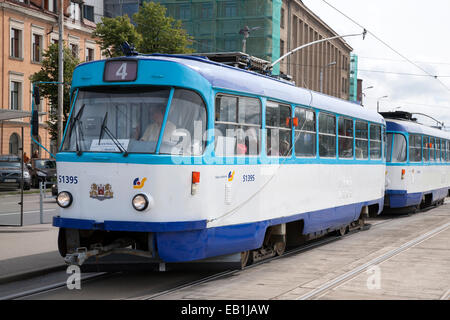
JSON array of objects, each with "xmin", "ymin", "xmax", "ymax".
[{"xmin": 90, "ymin": 183, "xmax": 114, "ymax": 201}]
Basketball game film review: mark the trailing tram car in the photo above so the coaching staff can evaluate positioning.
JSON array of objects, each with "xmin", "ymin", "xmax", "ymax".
[
  {"xmin": 383, "ymin": 112, "xmax": 450, "ymax": 210},
  {"xmin": 53, "ymin": 53, "xmax": 386, "ymax": 268}
]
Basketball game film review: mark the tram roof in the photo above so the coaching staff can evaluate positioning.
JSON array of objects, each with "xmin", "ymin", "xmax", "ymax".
[
  {"xmin": 147, "ymin": 55, "xmax": 384, "ymax": 124},
  {"xmin": 77, "ymin": 54, "xmax": 385, "ymax": 125},
  {"xmin": 386, "ymin": 119, "xmax": 450, "ymax": 139}
]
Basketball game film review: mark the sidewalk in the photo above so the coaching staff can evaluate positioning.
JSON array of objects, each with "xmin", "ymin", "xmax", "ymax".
[{"xmin": 0, "ymin": 223, "xmax": 65, "ymax": 284}]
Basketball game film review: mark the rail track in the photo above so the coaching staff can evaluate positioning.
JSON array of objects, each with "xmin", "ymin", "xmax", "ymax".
[{"xmin": 1, "ymin": 202, "xmax": 443, "ymax": 300}]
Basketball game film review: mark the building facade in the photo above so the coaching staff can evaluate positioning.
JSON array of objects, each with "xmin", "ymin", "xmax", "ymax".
[
  {"xmin": 279, "ymin": 0, "xmax": 352, "ymax": 99},
  {"xmin": 0, "ymin": 0, "xmax": 101, "ymax": 157},
  {"xmin": 102, "ymin": 0, "xmax": 352, "ymax": 99}
]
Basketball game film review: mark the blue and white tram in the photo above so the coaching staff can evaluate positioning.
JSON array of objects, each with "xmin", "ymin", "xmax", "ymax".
[
  {"xmin": 384, "ymin": 113, "xmax": 450, "ymax": 209},
  {"xmin": 53, "ymin": 54, "xmax": 386, "ymax": 266}
]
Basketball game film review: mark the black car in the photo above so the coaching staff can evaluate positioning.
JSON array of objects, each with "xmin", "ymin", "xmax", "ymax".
[
  {"xmin": 28, "ymin": 158, "xmax": 57, "ymax": 188},
  {"xmin": 0, "ymin": 155, "xmax": 31, "ymax": 190}
]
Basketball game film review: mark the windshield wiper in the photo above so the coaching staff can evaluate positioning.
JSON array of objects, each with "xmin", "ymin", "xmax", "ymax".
[
  {"xmin": 68, "ymin": 104, "xmax": 85, "ymax": 156},
  {"xmin": 98, "ymin": 112, "xmax": 128, "ymax": 157}
]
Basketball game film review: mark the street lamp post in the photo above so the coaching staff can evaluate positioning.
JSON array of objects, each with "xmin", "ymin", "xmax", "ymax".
[
  {"xmin": 377, "ymin": 95, "xmax": 388, "ymax": 113},
  {"xmin": 57, "ymin": 0, "xmax": 64, "ymax": 148},
  {"xmin": 268, "ymin": 30, "xmax": 366, "ymax": 71},
  {"xmin": 320, "ymin": 61, "xmax": 336, "ymax": 93},
  {"xmin": 361, "ymin": 86, "xmax": 374, "ymax": 106}
]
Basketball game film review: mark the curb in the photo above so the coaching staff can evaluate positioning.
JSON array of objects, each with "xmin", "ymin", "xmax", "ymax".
[{"xmin": 0, "ymin": 264, "xmax": 67, "ymax": 285}]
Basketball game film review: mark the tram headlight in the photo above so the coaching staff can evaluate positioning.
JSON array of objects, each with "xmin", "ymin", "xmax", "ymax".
[
  {"xmin": 57, "ymin": 191, "xmax": 73, "ymax": 208},
  {"xmin": 132, "ymin": 194, "xmax": 149, "ymax": 211}
]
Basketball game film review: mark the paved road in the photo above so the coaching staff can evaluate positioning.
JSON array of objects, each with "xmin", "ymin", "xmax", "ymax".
[{"xmin": 0, "ymin": 191, "xmax": 58, "ymax": 226}]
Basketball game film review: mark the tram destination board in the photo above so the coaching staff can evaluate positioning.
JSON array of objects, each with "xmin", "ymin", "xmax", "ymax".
[{"xmin": 104, "ymin": 60, "xmax": 137, "ymax": 82}]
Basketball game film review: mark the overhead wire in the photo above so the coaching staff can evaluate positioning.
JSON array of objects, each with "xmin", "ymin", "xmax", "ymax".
[{"xmin": 318, "ymin": 0, "xmax": 450, "ymax": 92}]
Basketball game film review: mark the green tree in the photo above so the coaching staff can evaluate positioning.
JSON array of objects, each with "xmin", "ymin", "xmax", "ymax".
[
  {"xmin": 133, "ymin": 2, "xmax": 193, "ymax": 54},
  {"xmin": 30, "ymin": 44, "xmax": 79, "ymax": 142},
  {"xmin": 93, "ymin": 2, "xmax": 193, "ymax": 56},
  {"xmin": 92, "ymin": 15, "xmax": 141, "ymax": 58}
]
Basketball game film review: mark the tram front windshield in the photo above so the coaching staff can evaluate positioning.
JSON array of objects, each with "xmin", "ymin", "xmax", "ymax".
[{"xmin": 62, "ymin": 86, "xmax": 207, "ymax": 155}]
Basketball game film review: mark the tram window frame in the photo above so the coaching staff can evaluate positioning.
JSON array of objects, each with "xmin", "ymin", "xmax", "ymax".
[
  {"xmin": 355, "ymin": 120, "xmax": 368, "ymax": 160},
  {"xmin": 338, "ymin": 117, "xmax": 353, "ymax": 159},
  {"xmin": 160, "ymin": 88, "xmax": 208, "ymax": 156},
  {"xmin": 440, "ymin": 139, "xmax": 445, "ymax": 162},
  {"xmin": 423, "ymin": 136, "xmax": 430, "ymax": 162},
  {"xmin": 390, "ymin": 133, "xmax": 407, "ymax": 163},
  {"xmin": 294, "ymin": 106, "xmax": 316, "ymax": 158},
  {"xmin": 370, "ymin": 124, "xmax": 382, "ymax": 160},
  {"xmin": 383, "ymin": 127, "xmax": 387, "ymax": 161},
  {"xmin": 408, "ymin": 134, "xmax": 422, "ymax": 163},
  {"xmin": 214, "ymin": 93, "xmax": 262, "ymax": 157},
  {"xmin": 447, "ymin": 140, "xmax": 450, "ymax": 162},
  {"xmin": 318, "ymin": 112, "xmax": 336, "ymax": 158},
  {"xmin": 266, "ymin": 101, "xmax": 292, "ymax": 157},
  {"xmin": 430, "ymin": 137, "xmax": 436, "ymax": 162}
]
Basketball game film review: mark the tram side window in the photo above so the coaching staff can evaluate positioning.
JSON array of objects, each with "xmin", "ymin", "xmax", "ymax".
[
  {"xmin": 161, "ymin": 89, "xmax": 207, "ymax": 155},
  {"xmin": 440, "ymin": 139, "xmax": 445, "ymax": 161},
  {"xmin": 370, "ymin": 124, "xmax": 382, "ymax": 160},
  {"xmin": 338, "ymin": 117, "xmax": 353, "ymax": 159},
  {"xmin": 266, "ymin": 101, "xmax": 292, "ymax": 157},
  {"xmin": 215, "ymin": 94, "xmax": 261, "ymax": 156},
  {"xmin": 355, "ymin": 121, "xmax": 368, "ymax": 159},
  {"xmin": 383, "ymin": 127, "xmax": 387, "ymax": 161},
  {"xmin": 423, "ymin": 136, "xmax": 430, "ymax": 161},
  {"xmin": 447, "ymin": 140, "xmax": 450, "ymax": 162},
  {"xmin": 430, "ymin": 137, "xmax": 436, "ymax": 162},
  {"xmin": 294, "ymin": 107, "xmax": 316, "ymax": 157},
  {"xmin": 409, "ymin": 135, "xmax": 422, "ymax": 162},
  {"xmin": 318, "ymin": 113, "xmax": 336, "ymax": 158}
]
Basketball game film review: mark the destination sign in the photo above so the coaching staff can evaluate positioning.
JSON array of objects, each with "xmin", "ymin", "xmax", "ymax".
[{"xmin": 104, "ymin": 60, "xmax": 137, "ymax": 82}]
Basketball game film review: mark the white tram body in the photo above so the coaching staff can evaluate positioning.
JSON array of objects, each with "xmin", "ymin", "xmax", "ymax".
[
  {"xmin": 385, "ymin": 118, "xmax": 450, "ymax": 209},
  {"xmin": 54, "ymin": 55, "xmax": 386, "ymax": 264}
]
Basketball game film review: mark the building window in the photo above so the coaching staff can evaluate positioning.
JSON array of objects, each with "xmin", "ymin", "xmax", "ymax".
[
  {"xmin": 179, "ymin": 4, "xmax": 191, "ymax": 20},
  {"xmin": 45, "ymin": 0, "xmax": 57, "ymax": 13},
  {"xmin": 224, "ymin": 39, "xmax": 236, "ymax": 51},
  {"xmin": 70, "ymin": 43, "xmax": 79, "ymax": 58},
  {"xmin": 9, "ymin": 133, "xmax": 20, "ymax": 156},
  {"xmin": 280, "ymin": 39, "xmax": 285, "ymax": 57},
  {"xmin": 85, "ymin": 47, "xmax": 94, "ymax": 61},
  {"xmin": 10, "ymin": 28, "xmax": 22, "ymax": 58},
  {"xmin": 32, "ymin": 34, "xmax": 43, "ymax": 62},
  {"xmin": 281, "ymin": 8, "xmax": 285, "ymax": 29},
  {"xmin": 83, "ymin": 5, "xmax": 95, "ymax": 22},
  {"xmin": 199, "ymin": 39, "xmax": 212, "ymax": 52},
  {"xmin": 70, "ymin": 3, "xmax": 81, "ymax": 21},
  {"xmin": 224, "ymin": 1, "xmax": 237, "ymax": 17},
  {"xmin": 201, "ymin": 3, "xmax": 213, "ymax": 19},
  {"xmin": 10, "ymin": 81, "xmax": 21, "ymax": 110}
]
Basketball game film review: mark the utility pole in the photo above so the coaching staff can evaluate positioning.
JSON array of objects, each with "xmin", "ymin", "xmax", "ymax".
[
  {"xmin": 57, "ymin": 0, "xmax": 64, "ymax": 147},
  {"xmin": 377, "ymin": 95, "xmax": 388, "ymax": 113},
  {"xmin": 320, "ymin": 61, "xmax": 336, "ymax": 93}
]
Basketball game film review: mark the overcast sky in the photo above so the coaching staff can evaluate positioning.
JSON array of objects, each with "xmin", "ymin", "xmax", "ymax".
[{"xmin": 302, "ymin": 0, "xmax": 450, "ymax": 128}]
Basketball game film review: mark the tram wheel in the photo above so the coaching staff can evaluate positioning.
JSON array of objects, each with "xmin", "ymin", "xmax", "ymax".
[
  {"xmin": 337, "ymin": 226, "xmax": 347, "ymax": 237},
  {"xmin": 274, "ymin": 241, "xmax": 286, "ymax": 256},
  {"xmin": 240, "ymin": 251, "xmax": 251, "ymax": 268}
]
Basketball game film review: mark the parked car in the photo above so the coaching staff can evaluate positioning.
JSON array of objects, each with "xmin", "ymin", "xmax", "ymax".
[
  {"xmin": 0, "ymin": 155, "xmax": 31, "ymax": 190},
  {"xmin": 28, "ymin": 158, "xmax": 57, "ymax": 188}
]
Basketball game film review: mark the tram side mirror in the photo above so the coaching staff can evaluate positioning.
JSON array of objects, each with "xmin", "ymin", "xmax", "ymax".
[
  {"xmin": 33, "ymin": 87, "xmax": 40, "ymax": 106},
  {"xmin": 31, "ymin": 110, "xmax": 39, "ymax": 137}
]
